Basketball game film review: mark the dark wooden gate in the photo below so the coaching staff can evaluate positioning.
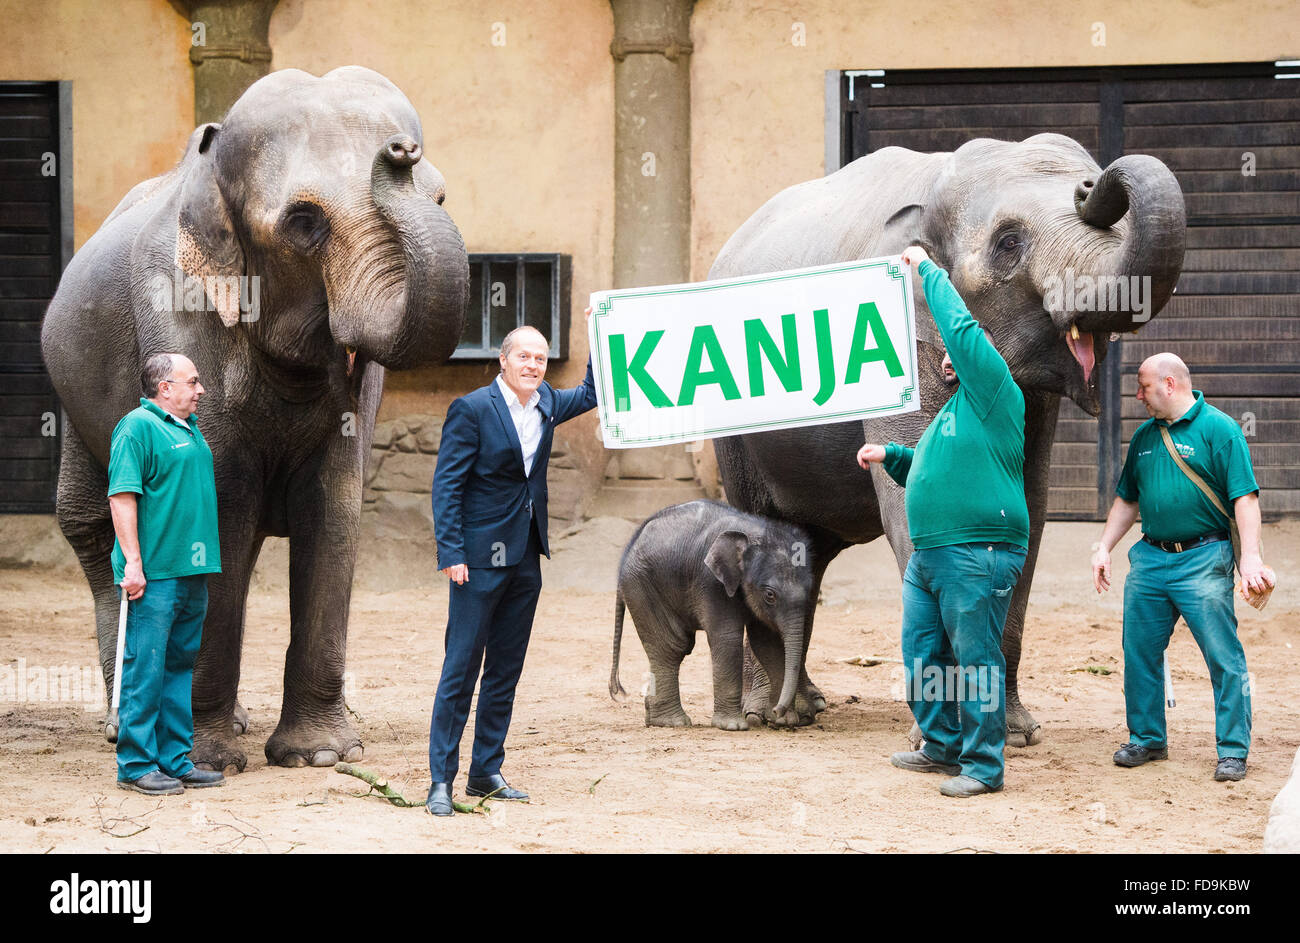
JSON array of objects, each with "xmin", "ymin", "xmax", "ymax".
[
  {"xmin": 0, "ymin": 81, "xmax": 68, "ymax": 513},
  {"xmin": 840, "ymin": 62, "xmax": 1300, "ymax": 520}
]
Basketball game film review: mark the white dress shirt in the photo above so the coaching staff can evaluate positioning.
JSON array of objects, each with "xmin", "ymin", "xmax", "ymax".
[{"xmin": 496, "ymin": 375, "xmax": 543, "ymax": 477}]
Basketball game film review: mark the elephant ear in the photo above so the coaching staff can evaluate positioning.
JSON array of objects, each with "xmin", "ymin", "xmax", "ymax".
[
  {"xmin": 174, "ymin": 123, "xmax": 245, "ymax": 328},
  {"xmin": 881, "ymin": 202, "xmax": 944, "ymax": 349},
  {"xmin": 705, "ymin": 530, "xmax": 750, "ymax": 598}
]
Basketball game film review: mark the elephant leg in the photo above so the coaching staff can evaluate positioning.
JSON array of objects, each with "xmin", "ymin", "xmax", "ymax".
[
  {"xmin": 190, "ymin": 509, "xmax": 264, "ymax": 774},
  {"xmin": 703, "ymin": 607, "xmax": 748, "ymax": 731},
  {"xmin": 745, "ymin": 622, "xmax": 814, "ymax": 727},
  {"xmin": 796, "ymin": 542, "xmax": 841, "ymax": 714},
  {"xmin": 741, "ymin": 637, "xmax": 770, "ymax": 726},
  {"xmin": 266, "ymin": 376, "xmax": 379, "ymax": 767},
  {"xmin": 643, "ymin": 644, "xmax": 693, "ymax": 728},
  {"xmin": 55, "ymin": 422, "xmax": 123, "ymax": 739},
  {"xmin": 231, "ymin": 701, "xmax": 250, "ymax": 736},
  {"xmin": 1002, "ymin": 390, "xmax": 1058, "ymax": 748}
]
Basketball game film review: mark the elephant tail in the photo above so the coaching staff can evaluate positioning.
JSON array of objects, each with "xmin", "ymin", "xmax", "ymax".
[{"xmin": 610, "ymin": 589, "xmax": 629, "ymax": 701}]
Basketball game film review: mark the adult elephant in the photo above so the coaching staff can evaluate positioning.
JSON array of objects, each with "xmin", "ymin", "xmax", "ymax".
[
  {"xmin": 710, "ymin": 133, "xmax": 1185, "ymax": 745},
  {"xmin": 41, "ymin": 67, "xmax": 469, "ymax": 772}
]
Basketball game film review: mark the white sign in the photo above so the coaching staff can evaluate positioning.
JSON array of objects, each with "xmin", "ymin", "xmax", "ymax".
[{"xmin": 588, "ymin": 256, "xmax": 920, "ymax": 448}]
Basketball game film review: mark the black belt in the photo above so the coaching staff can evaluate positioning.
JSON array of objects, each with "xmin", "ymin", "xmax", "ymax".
[{"xmin": 1143, "ymin": 532, "xmax": 1230, "ymax": 553}]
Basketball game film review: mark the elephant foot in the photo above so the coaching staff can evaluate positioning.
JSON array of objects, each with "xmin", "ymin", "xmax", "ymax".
[
  {"xmin": 645, "ymin": 708, "xmax": 692, "ymax": 728},
  {"xmin": 800, "ymin": 681, "xmax": 828, "ymax": 715},
  {"xmin": 192, "ymin": 729, "xmax": 249, "ymax": 775},
  {"xmin": 104, "ymin": 709, "xmax": 119, "ymax": 744},
  {"xmin": 265, "ymin": 718, "xmax": 364, "ymax": 768},
  {"xmin": 1006, "ymin": 703, "xmax": 1043, "ymax": 747},
  {"xmin": 711, "ymin": 712, "xmax": 750, "ymax": 731},
  {"xmin": 232, "ymin": 702, "xmax": 250, "ymax": 736}
]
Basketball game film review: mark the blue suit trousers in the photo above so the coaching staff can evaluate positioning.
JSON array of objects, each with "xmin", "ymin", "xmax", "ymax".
[{"xmin": 428, "ymin": 526, "xmax": 543, "ymax": 783}]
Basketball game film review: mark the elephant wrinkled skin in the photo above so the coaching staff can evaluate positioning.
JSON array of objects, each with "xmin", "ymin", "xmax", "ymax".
[
  {"xmin": 41, "ymin": 67, "xmax": 469, "ymax": 773},
  {"xmin": 710, "ymin": 134, "xmax": 1186, "ymax": 744}
]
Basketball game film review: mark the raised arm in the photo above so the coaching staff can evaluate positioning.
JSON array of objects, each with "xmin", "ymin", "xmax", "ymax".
[{"xmin": 903, "ymin": 248, "xmax": 1013, "ymax": 415}]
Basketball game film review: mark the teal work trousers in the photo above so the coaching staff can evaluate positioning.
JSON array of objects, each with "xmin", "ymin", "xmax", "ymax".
[
  {"xmin": 901, "ymin": 542, "xmax": 1026, "ymax": 789},
  {"xmin": 116, "ymin": 575, "xmax": 207, "ymax": 781},
  {"xmin": 1122, "ymin": 538, "xmax": 1250, "ymax": 759}
]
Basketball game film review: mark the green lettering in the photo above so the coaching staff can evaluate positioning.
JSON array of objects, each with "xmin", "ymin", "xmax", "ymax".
[
  {"xmin": 678, "ymin": 325, "xmax": 741, "ymax": 406},
  {"xmin": 844, "ymin": 302, "xmax": 904, "ymax": 383},
  {"xmin": 813, "ymin": 308, "xmax": 835, "ymax": 406},
  {"xmin": 744, "ymin": 315, "xmax": 802, "ymax": 397},
  {"xmin": 609, "ymin": 331, "xmax": 673, "ymax": 411}
]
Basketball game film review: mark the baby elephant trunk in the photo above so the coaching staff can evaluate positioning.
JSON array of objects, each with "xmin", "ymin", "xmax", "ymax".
[{"xmin": 771, "ymin": 615, "xmax": 804, "ymax": 722}]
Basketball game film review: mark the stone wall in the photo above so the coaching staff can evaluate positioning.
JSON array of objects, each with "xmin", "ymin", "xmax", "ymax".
[{"xmin": 363, "ymin": 413, "xmax": 591, "ymax": 544}]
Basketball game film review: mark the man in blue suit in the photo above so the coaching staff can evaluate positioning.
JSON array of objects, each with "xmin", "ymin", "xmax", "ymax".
[{"xmin": 426, "ymin": 321, "xmax": 597, "ymax": 815}]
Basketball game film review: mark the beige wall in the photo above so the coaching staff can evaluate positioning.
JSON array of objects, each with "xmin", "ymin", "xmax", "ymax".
[
  {"xmin": 690, "ymin": 0, "xmax": 1300, "ymax": 280},
  {"xmin": 269, "ymin": 0, "xmax": 615, "ymax": 492},
  {"xmin": 0, "ymin": 0, "xmax": 193, "ymax": 248},
  {"xmin": 7, "ymin": 0, "xmax": 1298, "ymax": 515}
]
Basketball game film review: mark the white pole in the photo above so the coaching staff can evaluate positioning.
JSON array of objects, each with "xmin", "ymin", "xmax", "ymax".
[
  {"xmin": 1163, "ymin": 652, "xmax": 1175, "ymax": 708},
  {"xmin": 111, "ymin": 587, "xmax": 128, "ymax": 714}
]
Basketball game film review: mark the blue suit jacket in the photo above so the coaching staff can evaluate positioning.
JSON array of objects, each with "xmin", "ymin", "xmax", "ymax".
[{"xmin": 433, "ymin": 358, "xmax": 596, "ymax": 568}]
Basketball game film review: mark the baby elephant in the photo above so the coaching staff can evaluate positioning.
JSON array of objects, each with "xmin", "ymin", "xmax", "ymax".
[{"xmin": 610, "ymin": 501, "xmax": 814, "ymax": 730}]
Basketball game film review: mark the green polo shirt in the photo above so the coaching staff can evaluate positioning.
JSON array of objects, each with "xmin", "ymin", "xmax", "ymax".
[
  {"xmin": 881, "ymin": 260, "xmax": 1030, "ymax": 549},
  {"xmin": 1115, "ymin": 391, "xmax": 1258, "ymax": 543},
  {"xmin": 108, "ymin": 397, "xmax": 222, "ymax": 582}
]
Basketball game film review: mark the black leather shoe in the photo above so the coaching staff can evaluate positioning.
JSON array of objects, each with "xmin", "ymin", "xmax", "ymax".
[
  {"xmin": 466, "ymin": 774, "xmax": 529, "ymax": 801},
  {"xmin": 178, "ymin": 767, "xmax": 225, "ymax": 788},
  {"xmin": 426, "ymin": 782, "xmax": 455, "ymax": 816},
  {"xmin": 1113, "ymin": 743, "xmax": 1168, "ymax": 767},
  {"xmin": 117, "ymin": 770, "xmax": 184, "ymax": 796},
  {"xmin": 1214, "ymin": 757, "xmax": 1246, "ymax": 782}
]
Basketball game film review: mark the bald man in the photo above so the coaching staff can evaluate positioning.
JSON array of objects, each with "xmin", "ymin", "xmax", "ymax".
[
  {"xmin": 426, "ymin": 324, "xmax": 596, "ymax": 815},
  {"xmin": 1092, "ymin": 353, "xmax": 1271, "ymax": 782}
]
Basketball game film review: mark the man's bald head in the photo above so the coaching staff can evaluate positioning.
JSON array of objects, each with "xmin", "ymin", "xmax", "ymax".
[
  {"xmin": 1136, "ymin": 351, "xmax": 1195, "ymax": 421},
  {"xmin": 1140, "ymin": 352, "xmax": 1191, "ymax": 391}
]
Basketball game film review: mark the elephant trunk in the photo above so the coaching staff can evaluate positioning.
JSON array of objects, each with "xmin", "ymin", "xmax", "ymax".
[
  {"xmin": 1074, "ymin": 154, "xmax": 1186, "ymax": 325},
  {"xmin": 771, "ymin": 615, "xmax": 804, "ymax": 722},
  {"xmin": 328, "ymin": 135, "xmax": 469, "ymax": 370}
]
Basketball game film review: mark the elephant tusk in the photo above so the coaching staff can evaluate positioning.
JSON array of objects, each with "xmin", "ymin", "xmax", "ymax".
[{"xmin": 1070, "ymin": 323, "xmax": 1080, "ymax": 340}]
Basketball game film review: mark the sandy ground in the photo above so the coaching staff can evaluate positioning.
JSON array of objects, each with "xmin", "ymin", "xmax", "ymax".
[{"xmin": 1, "ymin": 518, "xmax": 1296, "ymax": 854}]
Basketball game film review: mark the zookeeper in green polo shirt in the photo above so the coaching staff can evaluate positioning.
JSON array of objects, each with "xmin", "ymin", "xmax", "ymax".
[
  {"xmin": 107, "ymin": 352, "xmax": 225, "ymax": 796},
  {"xmin": 858, "ymin": 246, "xmax": 1029, "ymax": 798},
  {"xmin": 1091, "ymin": 352, "xmax": 1272, "ymax": 783}
]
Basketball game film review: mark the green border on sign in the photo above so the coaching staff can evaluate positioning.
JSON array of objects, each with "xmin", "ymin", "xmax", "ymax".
[{"xmin": 591, "ymin": 259, "xmax": 917, "ymax": 445}]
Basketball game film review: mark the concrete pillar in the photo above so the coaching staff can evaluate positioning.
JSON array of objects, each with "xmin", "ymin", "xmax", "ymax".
[
  {"xmin": 169, "ymin": 0, "xmax": 279, "ymax": 126},
  {"xmin": 591, "ymin": 0, "xmax": 708, "ymax": 517}
]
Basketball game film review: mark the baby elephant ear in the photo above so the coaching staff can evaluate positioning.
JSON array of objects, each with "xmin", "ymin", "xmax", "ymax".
[
  {"xmin": 705, "ymin": 530, "xmax": 750, "ymax": 598},
  {"xmin": 174, "ymin": 123, "xmax": 245, "ymax": 328}
]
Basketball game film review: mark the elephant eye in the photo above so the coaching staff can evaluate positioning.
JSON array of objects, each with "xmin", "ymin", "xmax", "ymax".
[
  {"xmin": 282, "ymin": 203, "xmax": 329, "ymax": 251},
  {"xmin": 763, "ymin": 587, "xmax": 777, "ymax": 605},
  {"xmin": 995, "ymin": 230, "xmax": 1023, "ymax": 255}
]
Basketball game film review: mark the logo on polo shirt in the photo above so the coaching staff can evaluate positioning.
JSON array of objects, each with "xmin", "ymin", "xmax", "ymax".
[
  {"xmin": 1175, "ymin": 442, "xmax": 1195, "ymax": 458},
  {"xmin": 170, "ymin": 441, "xmax": 192, "ymax": 450}
]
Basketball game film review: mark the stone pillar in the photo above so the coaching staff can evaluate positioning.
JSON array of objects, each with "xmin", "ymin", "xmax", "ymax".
[
  {"xmin": 169, "ymin": 0, "xmax": 279, "ymax": 126},
  {"xmin": 590, "ymin": 0, "xmax": 707, "ymax": 518}
]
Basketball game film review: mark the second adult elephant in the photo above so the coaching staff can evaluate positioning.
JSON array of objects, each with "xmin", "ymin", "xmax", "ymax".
[{"xmin": 710, "ymin": 133, "xmax": 1186, "ymax": 742}]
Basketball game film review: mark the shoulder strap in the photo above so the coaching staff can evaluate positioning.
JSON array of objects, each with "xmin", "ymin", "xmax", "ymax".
[{"xmin": 1158, "ymin": 425, "xmax": 1229, "ymax": 518}]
